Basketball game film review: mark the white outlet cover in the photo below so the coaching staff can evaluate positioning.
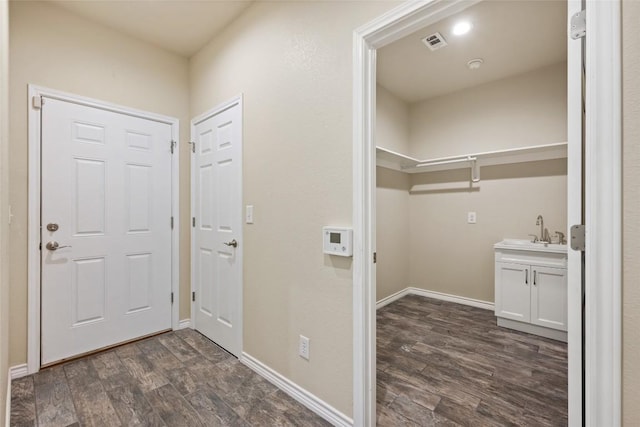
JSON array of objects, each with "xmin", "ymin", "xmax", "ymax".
[
  {"xmin": 299, "ymin": 335, "xmax": 310, "ymax": 360},
  {"xmin": 467, "ymin": 212, "xmax": 477, "ymax": 224}
]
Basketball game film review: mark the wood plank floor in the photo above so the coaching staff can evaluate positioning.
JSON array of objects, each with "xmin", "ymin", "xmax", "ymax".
[
  {"xmin": 10, "ymin": 329, "xmax": 330, "ymax": 427},
  {"xmin": 376, "ymin": 295, "xmax": 568, "ymax": 426}
]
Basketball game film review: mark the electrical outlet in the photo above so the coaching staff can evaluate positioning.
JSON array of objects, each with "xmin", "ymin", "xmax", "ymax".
[
  {"xmin": 299, "ymin": 335, "xmax": 310, "ymax": 360},
  {"xmin": 467, "ymin": 211, "xmax": 477, "ymax": 224}
]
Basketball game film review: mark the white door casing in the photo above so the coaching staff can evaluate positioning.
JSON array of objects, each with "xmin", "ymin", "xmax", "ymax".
[
  {"xmin": 28, "ymin": 86, "xmax": 180, "ymax": 373},
  {"xmin": 351, "ymin": 0, "xmax": 618, "ymax": 425},
  {"xmin": 584, "ymin": 1, "xmax": 622, "ymax": 424},
  {"xmin": 566, "ymin": 1, "xmax": 584, "ymax": 423},
  {"xmin": 191, "ymin": 96, "xmax": 243, "ymax": 357}
]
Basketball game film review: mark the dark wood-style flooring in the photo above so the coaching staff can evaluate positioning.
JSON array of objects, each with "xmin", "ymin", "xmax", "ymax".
[
  {"xmin": 10, "ymin": 329, "xmax": 330, "ymax": 427},
  {"xmin": 11, "ymin": 296, "xmax": 567, "ymax": 426},
  {"xmin": 376, "ymin": 295, "xmax": 568, "ymax": 426}
]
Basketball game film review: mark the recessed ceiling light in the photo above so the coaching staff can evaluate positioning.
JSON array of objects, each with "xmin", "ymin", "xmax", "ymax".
[
  {"xmin": 452, "ymin": 21, "xmax": 472, "ymax": 36},
  {"xmin": 467, "ymin": 58, "xmax": 484, "ymax": 70}
]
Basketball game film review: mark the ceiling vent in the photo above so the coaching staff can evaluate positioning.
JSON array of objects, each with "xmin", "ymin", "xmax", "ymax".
[{"xmin": 422, "ymin": 32, "xmax": 448, "ymax": 51}]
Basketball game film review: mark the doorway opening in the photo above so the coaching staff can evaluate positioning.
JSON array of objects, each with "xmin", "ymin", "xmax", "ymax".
[
  {"xmin": 375, "ymin": 1, "xmax": 570, "ymax": 424},
  {"xmin": 353, "ymin": 0, "xmax": 621, "ymax": 425}
]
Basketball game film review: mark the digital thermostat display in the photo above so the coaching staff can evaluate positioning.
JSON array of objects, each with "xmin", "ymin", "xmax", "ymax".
[{"xmin": 323, "ymin": 227, "xmax": 353, "ymax": 257}]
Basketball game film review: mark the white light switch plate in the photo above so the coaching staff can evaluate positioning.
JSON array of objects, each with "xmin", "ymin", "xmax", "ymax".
[
  {"xmin": 467, "ymin": 212, "xmax": 477, "ymax": 224},
  {"xmin": 246, "ymin": 205, "xmax": 254, "ymax": 224}
]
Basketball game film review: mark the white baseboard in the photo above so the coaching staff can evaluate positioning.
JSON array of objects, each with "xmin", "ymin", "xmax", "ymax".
[
  {"xmin": 9, "ymin": 365, "xmax": 28, "ymax": 380},
  {"xmin": 177, "ymin": 319, "xmax": 191, "ymax": 330},
  {"xmin": 376, "ymin": 288, "xmax": 411, "ymax": 309},
  {"xmin": 376, "ymin": 287, "xmax": 494, "ymax": 311},
  {"xmin": 240, "ymin": 352, "xmax": 352, "ymax": 427},
  {"xmin": 497, "ymin": 318, "xmax": 567, "ymax": 342}
]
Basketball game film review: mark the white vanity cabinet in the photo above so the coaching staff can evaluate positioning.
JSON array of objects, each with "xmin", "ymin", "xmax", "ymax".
[
  {"xmin": 494, "ymin": 240, "xmax": 568, "ymax": 342},
  {"xmin": 530, "ymin": 266, "xmax": 567, "ymax": 330},
  {"xmin": 495, "ymin": 262, "xmax": 531, "ymax": 322}
]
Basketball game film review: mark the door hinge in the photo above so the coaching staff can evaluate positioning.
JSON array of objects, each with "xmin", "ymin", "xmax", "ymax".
[
  {"xmin": 171, "ymin": 292, "xmax": 174, "ymax": 304},
  {"xmin": 170, "ymin": 140, "xmax": 177, "ymax": 154},
  {"xmin": 188, "ymin": 141, "xmax": 195, "ymax": 153},
  {"xmin": 32, "ymin": 96, "xmax": 43, "ymax": 110},
  {"xmin": 192, "ymin": 217, "xmax": 196, "ymax": 227},
  {"xmin": 570, "ymin": 224, "xmax": 585, "ymax": 251},
  {"xmin": 570, "ymin": 10, "xmax": 586, "ymax": 40},
  {"xmin": 192, "ymin": 291, "xmax": 195, "ymax": 302},
  {"xmin": 171, "ymin": 216, "xmax": 174, "ymax": 229},
  {"xmin": 39, "ymin": 242, "xmax": 42, "ymax": 251},
  {"xmin": 373, "ymin": 252, "xmax": 377, "ymax": 264}
]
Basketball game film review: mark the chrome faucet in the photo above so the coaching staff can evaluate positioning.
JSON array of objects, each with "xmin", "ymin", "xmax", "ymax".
[{"xmin": 536, "ymin": 215, "xmax": 550, "ymax": 243}]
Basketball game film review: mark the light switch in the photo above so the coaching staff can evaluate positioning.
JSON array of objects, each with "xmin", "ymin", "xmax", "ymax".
[
  {"xmin": 246, "ymin": 205, "xmax": 254, "ymax": 224},
  {"xmin": 467, "ymin": 212, "xmax": 477, "ymax": 224}
]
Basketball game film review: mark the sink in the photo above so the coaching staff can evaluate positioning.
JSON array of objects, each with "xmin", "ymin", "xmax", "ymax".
[{"xmin": 494, "ymin": 238, "xmax": 567, "ymax": 254}]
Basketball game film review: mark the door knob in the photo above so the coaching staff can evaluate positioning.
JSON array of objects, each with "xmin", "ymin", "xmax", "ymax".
[
  {"xmin": 223, "ymin": 239, "xmax": 238, "ymax": 248},
  {"xmin": 46, "ymin": 241, "xmax": 71, "ymax": 251}
]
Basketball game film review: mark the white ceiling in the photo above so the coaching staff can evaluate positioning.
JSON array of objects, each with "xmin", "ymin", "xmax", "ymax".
[
  {"xmin": 46, "ymin": 0, "xmax": 253, "ymax": 57},
  {"xmin": 377, "ymin": 1, "xmax": 567, "ymax": 103}
]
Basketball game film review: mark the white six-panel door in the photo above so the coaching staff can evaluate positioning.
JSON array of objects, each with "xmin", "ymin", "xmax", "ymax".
[
  {"xmin": 41, "ymin": 97, "xmax": 173, "ymax": 365},
  {"xmin": 191, "ymin": 98, "xmax": 242, "ymax": 357}
]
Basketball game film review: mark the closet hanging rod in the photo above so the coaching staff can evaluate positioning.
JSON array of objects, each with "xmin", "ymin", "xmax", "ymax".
[{"xmin": 414, "ymin": 156, "xmax": 477, "ymax": 168}]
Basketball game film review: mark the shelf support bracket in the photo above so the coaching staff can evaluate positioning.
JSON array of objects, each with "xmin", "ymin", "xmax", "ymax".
[{"xmin": 470, "ymin": 157, "xmax": 480, "ymax": 182}]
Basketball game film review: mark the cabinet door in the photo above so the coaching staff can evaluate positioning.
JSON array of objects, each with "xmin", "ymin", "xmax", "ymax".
[
  {"xmin": 495, "ymin": 262, "xmax": 530, "ymax": 322},
  {"xmin": 530, "ymin": 266, "xmax": 567, "ymax": 331}
]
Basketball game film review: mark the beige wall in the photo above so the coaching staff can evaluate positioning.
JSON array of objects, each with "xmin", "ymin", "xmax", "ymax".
[
  {"xmin": 376, "ymin": 167, "xmax": 410, "ymax": 301},
  {"xmin": 376, "ymin": 85, "xmax": 410, "ymax": 301},
  {"xmin": 406, "ymin": 63, "xmax": 567, "ymax": 302},
  {"xmin": 376, "ymin": 84, "xmax": 410, "ymax": 154},
  {"xmin": 622, "ymin": 0, "xmax": 640, "ymax": 424},
  {"xmin": 8, "ymin": 1, "xmax": 191, "ymax": 366},
  {"xmin": 376, "ymin": 63, "xmax": 568, "ymax": 303},
  {"xmin": 409, "ymin": 161, "xmax": 566, "ymax": 302},
  {"xmin": 409, "ymin": 62, "xmax": 567, "ymax": 159},
  {"xmin": 1, "ymin": 0, "xmax": 10, "ymax": 422},
  {"xmin": 189, "ymin": 1, "xmax": 397, "ymax": 416}
]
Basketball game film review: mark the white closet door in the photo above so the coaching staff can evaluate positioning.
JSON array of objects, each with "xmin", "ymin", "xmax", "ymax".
[{"xmin": 192, "ymin": 99, "xmax": 243, "ymax": 357}]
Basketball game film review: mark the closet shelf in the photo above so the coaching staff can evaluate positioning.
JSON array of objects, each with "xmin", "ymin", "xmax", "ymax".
[{"xmin": 376, "ymin": 142, "xmax": 568, "ymax": 175}]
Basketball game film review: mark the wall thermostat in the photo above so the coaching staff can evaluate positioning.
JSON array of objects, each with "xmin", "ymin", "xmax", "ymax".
[{"xmin": 323, "ymin": 227, "xmax": 353, "ymax": 257}]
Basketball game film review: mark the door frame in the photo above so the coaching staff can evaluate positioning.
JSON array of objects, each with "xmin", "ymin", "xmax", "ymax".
[
  {"xmin": 352, "ymin": 1, "xmax": 621, "ymax": 427},
  {"xmin": 189, "ymin": 95, "xmax": 244, "ymax": 354},
  {"xmin": 27, "ymin": 85, "xmax": 181, "ymax": 374}
]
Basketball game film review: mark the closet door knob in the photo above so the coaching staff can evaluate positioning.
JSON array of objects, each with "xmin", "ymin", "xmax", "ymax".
[{"xmin": 224, "ymin": 239, "xmax": 238, "ymax": 248}]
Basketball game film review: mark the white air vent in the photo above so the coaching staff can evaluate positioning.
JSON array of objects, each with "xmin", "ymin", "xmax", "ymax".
[{"xmin": 422, "ymin": 32, "xmax": 448, "ymax": 51}]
